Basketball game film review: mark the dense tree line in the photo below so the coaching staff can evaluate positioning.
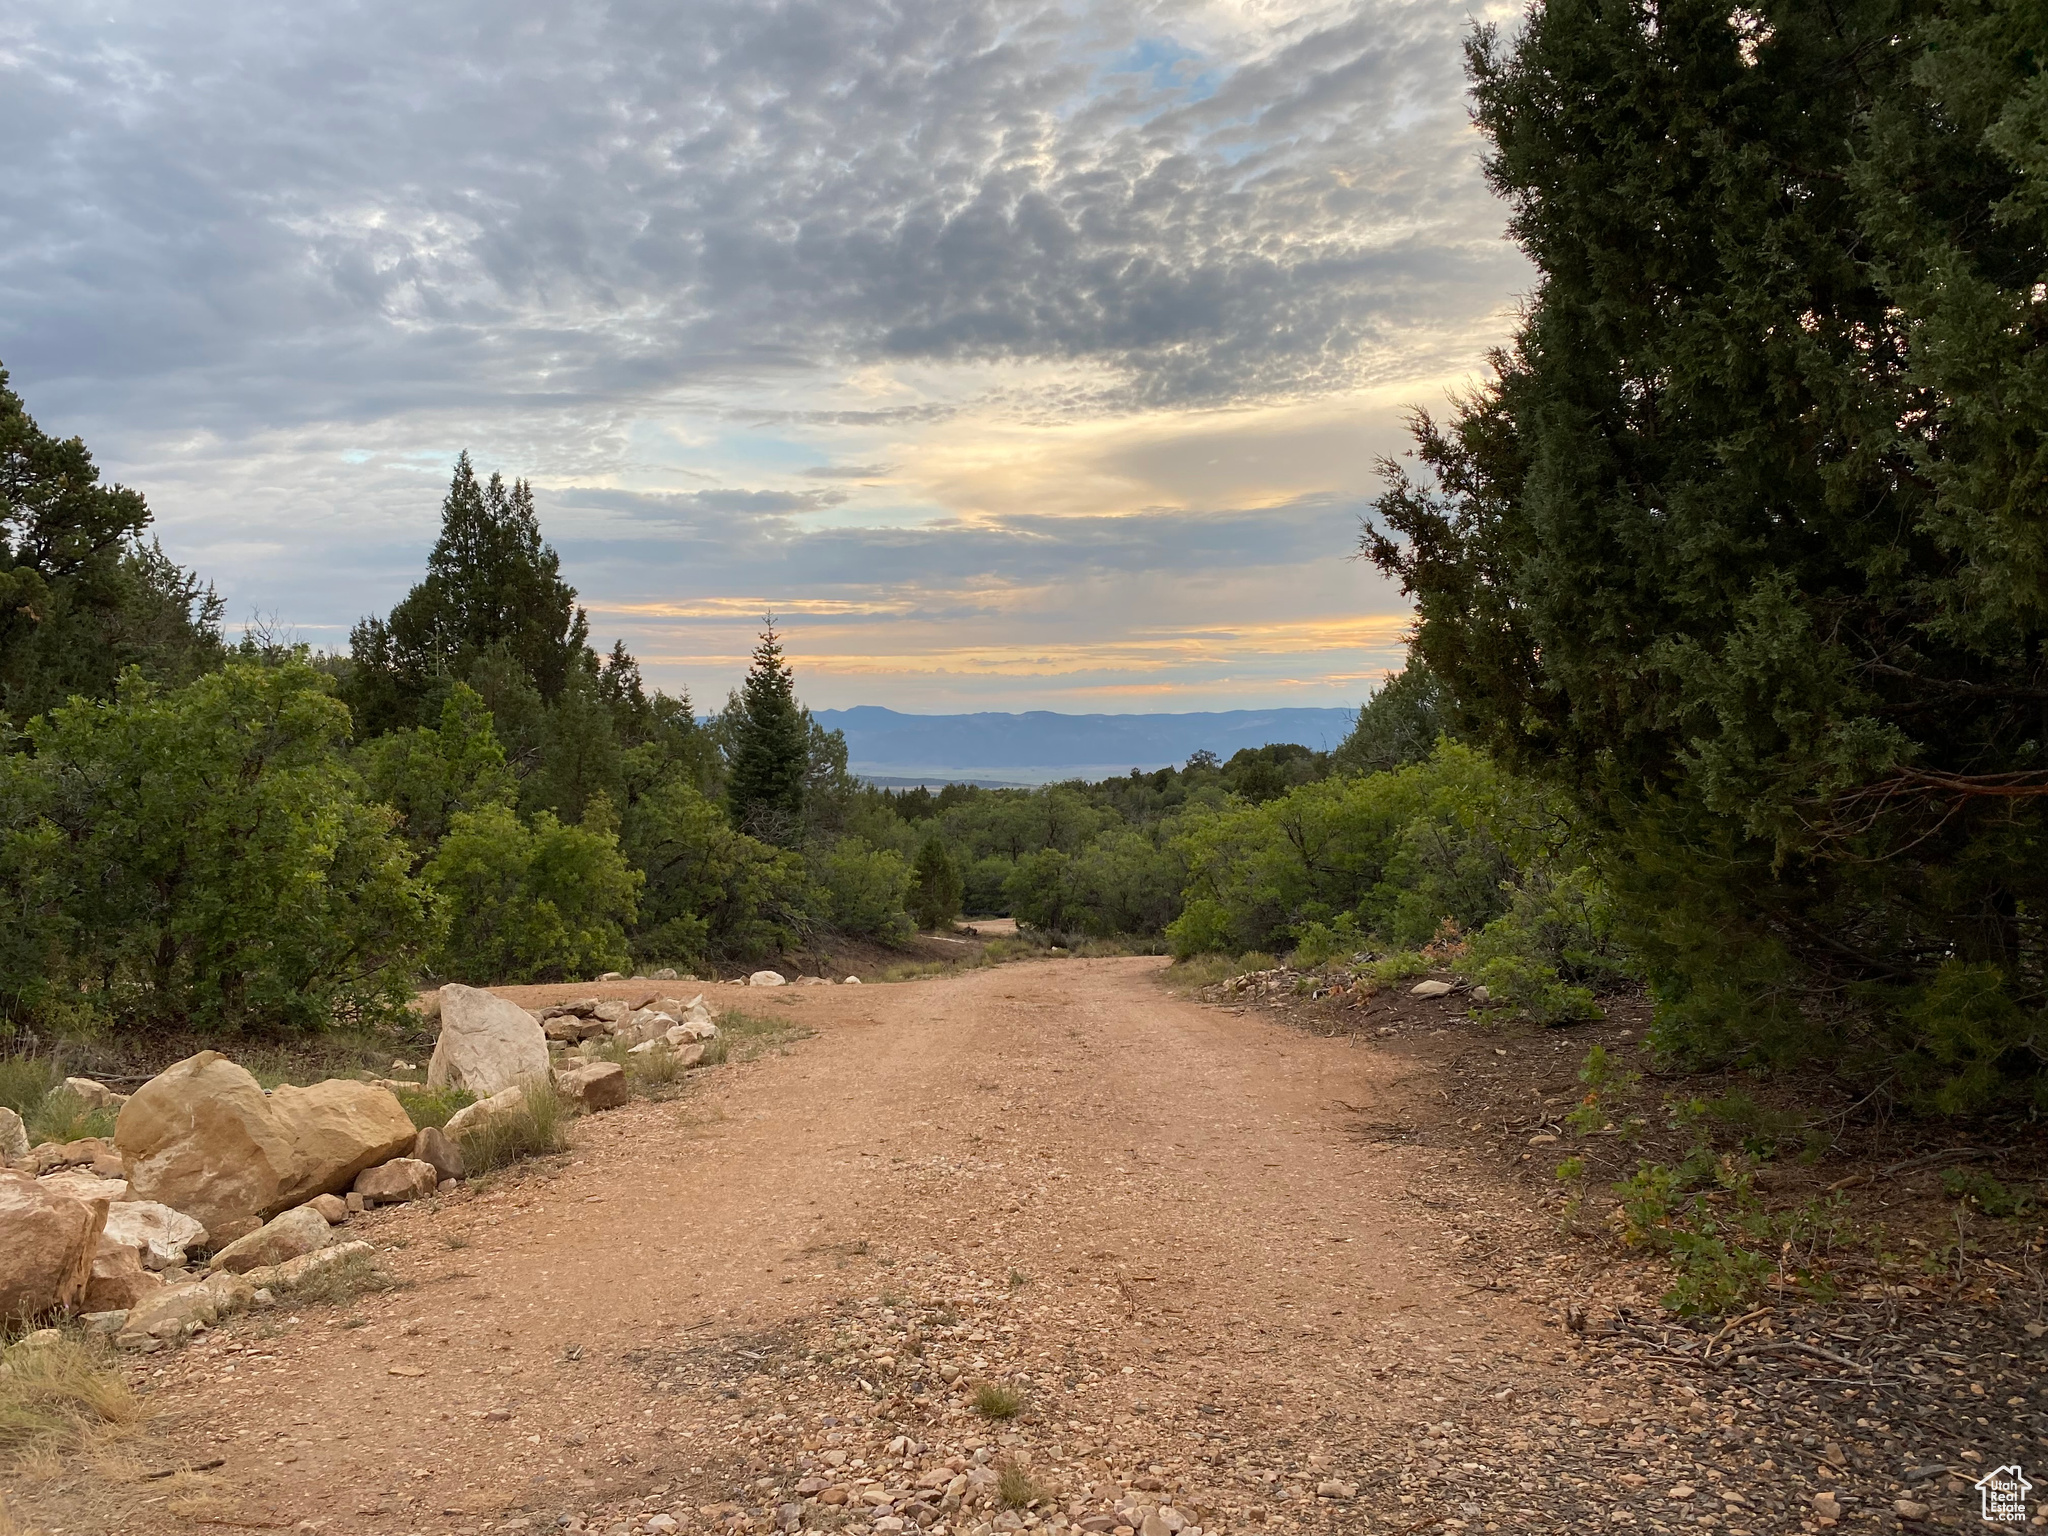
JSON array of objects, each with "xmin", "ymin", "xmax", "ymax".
[{"xmin": 1368, "ymin": 0, "xmax": 2048, "ymax": 1110}]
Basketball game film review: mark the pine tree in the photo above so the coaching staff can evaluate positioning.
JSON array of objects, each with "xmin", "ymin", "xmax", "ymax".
[
  {"xmin": 724, "ymin": 621, "xmax": 809, "ymax": 846},
  {"xmin": 908, "ymin": 834, "xmax": 963, "ymax": 929}
]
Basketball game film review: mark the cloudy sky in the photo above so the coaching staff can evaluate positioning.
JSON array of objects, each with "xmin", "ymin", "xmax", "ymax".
[{"xmin": 2, "ymin": 0, "xmax": 1525, "ymax": 712}]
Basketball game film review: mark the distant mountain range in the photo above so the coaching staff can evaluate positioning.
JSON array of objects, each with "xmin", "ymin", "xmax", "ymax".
[{"xmin": 812, "ymin": 706, "xmax": 1358, "ymax": 786}]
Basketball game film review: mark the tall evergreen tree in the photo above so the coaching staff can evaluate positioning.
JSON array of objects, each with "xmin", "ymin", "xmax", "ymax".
[
  {"xmin": 346, "ymin": 454, "xmax": 587, "ymax": 732},
  {"xmin": 725, "ymin": 621, "xmax": 809, "ymax": 846},
  {"xmin": 1368, "ymin": 0, "xmax": 2048, "ymax": 1107},
  {"xmin": 908, "ymin": 834, "xmax": 963, "ymax": 929},
  {"xmin": 0, "ymin": 365, "xmax": 222, "ymax": 724}
]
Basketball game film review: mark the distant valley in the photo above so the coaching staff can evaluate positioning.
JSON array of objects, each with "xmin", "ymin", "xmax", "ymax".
[{"xmin": 812, "ymin": 705, "xmax": 1358, "ymax": 786}]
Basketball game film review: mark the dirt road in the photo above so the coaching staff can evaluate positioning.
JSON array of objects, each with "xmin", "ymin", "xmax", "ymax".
[{"xmin": 7, "ymin": 960, "xmax": 1890, "ymax": 1535}]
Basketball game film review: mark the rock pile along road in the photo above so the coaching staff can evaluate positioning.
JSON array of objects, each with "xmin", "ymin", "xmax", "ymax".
[{"xmin": 17, "ymin": 957, "xmax": 2022, "ymax": 1536}]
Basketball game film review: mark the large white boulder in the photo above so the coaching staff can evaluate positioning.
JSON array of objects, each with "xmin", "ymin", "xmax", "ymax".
[
  {"xmin": 427, "ymin": 984, "xmax": 552, "ymax": 1097},
  {"xmin": 747, "ymin": 970, "xmax": 787, "ymax": 987},
  {"xmin": 0, "ymin": 1169, "xmax": 109, "ymax": 1322},
  {"xmin": 102, "ymin": 1201, "xmax": 209, "ymax": 1271}
]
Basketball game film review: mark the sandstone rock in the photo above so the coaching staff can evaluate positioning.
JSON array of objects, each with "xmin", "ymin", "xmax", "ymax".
[
  {"xmin": 39, "ymin": 1168, "xmax": 130, "ymax": 1204},
  {"xmin": 116, "ymin": 1052, "xmax": 299, "ymax": 1234},
  {"xmin": 1409, "ymin": 979, "xmax": 1455, "ymax": 998},
  {"xmin": 411, "ymin": 1126, "xmax": 465, "ymax": 1182},
  {"xmin": 0, "ymin": 1169, "xmax": 109, "ymax": 1321},
  {"xmin": 353, "ymin": 1157, "xmax": 439, "ymax": 1206},
  {"xmin": 241, "ymin": 1239, "xmax": 378, "ymax": 1295},
  {"xmin": 748, "ymin": 970, "xmax": 787, "ymax": 987},
  {"xmin": 120, "ymin": 1275, "xmax": 239, "ymax": 1343},
  {"xmin": 1470, "ymin": 985, "xmax": 1492, "ymax": 1003},
  {"xmin": 649, "ymin": 967, "xmax": 679, "ymax": 981},
  {"xmin": 544, "ymin": 1016, "xmax": 592, "ymax": 1043},
  {"xmin": 556, "ymin": 1062, "xmax": 629, "ymax": 1112},
  {"xmin": 409, "ymin": 987, "xmax": 444, "ymax": 1024},
  {"xmin": 614, "ymin": 1008, "xmax": 677, "ymax": 1046},
  {"xmin": 844, "ymin": 976, "xmax": 861, "ymax": 985},
  {"xmin": 0, "ymin": 1106, "xmax": 26, "ymax": 1160},
  {"xmin": 62, "ymin": 1077, "xmax": 125, "ymax": 1112},
  {"xmin": 797, "ymin": 975, "xmax": 829, "ymax": 985},
  {"xmin": 267, "ymin": 1078, "xmax": 417, "ymax": 1207},
  {"xmin": 28, "ymin": 1136, "xmax": 124, "ymax": 1177},
  {"xmin": 596, "ymin": 970, "xmax": 624, "ymax": 982},
  {"xmin": 209, "ymin": 1205, "xmax": 335, "ymax": 1273},
  {"xmin": 592, "ymin": 1000, "xmax": 627, "ymax": 1025},
  {"xmin": 306, "ymin": 1193, "xmax": 348, "ymax": 1224},
  {"xmin": 428, "ymin": 985, "xmax": 551, "ymax": 1097},
  {"xmin": 443, "ymin": 1084, "xmax": 527, "ymax": 1141},
  {"xmin": 626, "ymin": 1039, "xmax": 660, "ymax": 1055},
  {"xmin": 345, "ymin": 1191, "xmax": 365, "ymax": 1214},
  {"xmin": 84, "ymin": 1235, "xmax": 163, "ymax": 1311},
  {"xmin": 544, "ymin": 998, "xmax": 601, "ymax": 1019},
  {"xmin": 102, "ymin": 1201, "xmax": 208, "ymax": 1270}
]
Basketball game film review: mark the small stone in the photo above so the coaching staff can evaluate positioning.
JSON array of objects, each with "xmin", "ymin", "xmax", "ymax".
[
  {"xmin": 410, "ymin": 1125, "xmax": 465, "ymax": 1181},
  {"xmin": 1314, "ymin": 1480, "xmax": 1356, "ymax": 1501},
  {"xmin": 844, "ymin": 976, "xmax": 860, "ymax": 985},
  {"xmin": 1469, "ymin": 985, "xmax": 1492, "ymax": 1003},
  {"xmin": 1666, "ymin": 1484, "xmax": 1696, "ymax": 1500},
  {"xmin": 344, "ymin": 1191, "xmax": 365, "ymax": 1214},
  {"xmin": 1894, "ymin": 1499, "xmax": 1930, "ymax": 1520},
  {"xmin": 645, "ymin": 1517, "xmax": 680, "ymax": 1534},
  {"xmin": 1812, "ymin": 1492, "xmax": 1842, "ymax": 1520},
  {"xmin": 1528, "ymin": 1133, "xmax": 1559, "ymax": 1145},
  {"xmin": 305, "ymin": 1193, "xmax": 348, "ymax": 1224},
  {"xmin": 1409, "ymin": 979, "xmax": 1455, "ymax": 998},
  {"xmin": 351, "ymin": 1157, "xmax": 439, "ymax": 1206},
  {"xmin": 556, "ymin": 1062, "xmax": 630, "ymax": 1112}
]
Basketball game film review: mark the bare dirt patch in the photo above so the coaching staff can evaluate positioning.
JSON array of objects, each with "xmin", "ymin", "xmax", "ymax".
[{"xmin": 4, "ymin": 960, "xmax": 2040, "ymax": 1536}]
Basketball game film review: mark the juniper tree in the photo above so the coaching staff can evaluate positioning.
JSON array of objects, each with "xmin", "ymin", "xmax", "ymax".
[{"xmin": 1368, "ymin": 0, "xmax": 2048, "ymax": 1107}]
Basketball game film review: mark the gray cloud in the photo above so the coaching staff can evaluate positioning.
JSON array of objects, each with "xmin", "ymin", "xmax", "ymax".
[{"xmin": 0, "ymin": 0, "xmax": 1517, "ymax": 430}]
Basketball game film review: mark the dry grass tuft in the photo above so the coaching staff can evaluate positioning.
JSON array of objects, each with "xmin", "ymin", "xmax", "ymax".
[
  {"xmin": 971, "ymin": 1381, "xmax": 1023, "ymax": 1421},
  {"xmin": 0, "ymin": 1329, "xmax": 145, "ymax": 1461},
  {"xmin": 996, "ymin": 1455, "xmax": 1048, "ymax": 1508},
  {"xmin": 453, "ymin": 1078, "xmax": 569, "ymax": 1174},
  {"xmin": 278, "ymin": 1249, "xmax": 399, "ymax": 1307}
]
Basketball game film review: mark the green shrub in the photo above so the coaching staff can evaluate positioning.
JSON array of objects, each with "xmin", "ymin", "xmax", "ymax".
[
  {"xmin": 1942, "ymin": 1167, "xmax": 2036, "ymax": 1219},
  {"xmin": 815, "ymin": 838, "xmax": 913, "ymax": 940},
  {"xmin": 425, "ymin": 801, "xmax": 641, "ymax": 983},
  {"xmin": 1, "ymin": 660, "xmax": 438, "ymax": 1032}
]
